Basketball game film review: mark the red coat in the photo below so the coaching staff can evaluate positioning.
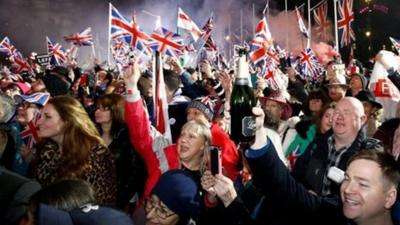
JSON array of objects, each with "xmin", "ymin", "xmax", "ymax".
[
  {"xmin": 210, "ymin": 123, "xmax": 240, "ymax": 181},
  {"xmin": 125, "ymin": 98, "xmax": 180, "ymax": 198}
]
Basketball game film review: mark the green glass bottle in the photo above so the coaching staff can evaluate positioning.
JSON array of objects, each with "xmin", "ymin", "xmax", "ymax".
[{"xmin": 230, "ymin": 48, "xmax": 257, "ymax": 144}]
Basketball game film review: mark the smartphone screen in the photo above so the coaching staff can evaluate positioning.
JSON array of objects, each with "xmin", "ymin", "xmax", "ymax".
[{"xmin": 209, "ymin": 146, "xmax": 221, "ymax": 175}]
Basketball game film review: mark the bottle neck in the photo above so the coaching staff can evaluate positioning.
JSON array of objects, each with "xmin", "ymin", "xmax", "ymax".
[{"xmin": 234, "ymin": 78, "xmax": 249, "ymax": 85}]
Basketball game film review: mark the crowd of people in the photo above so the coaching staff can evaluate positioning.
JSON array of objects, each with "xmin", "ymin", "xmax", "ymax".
[{"xmin": 1, "ymin": 43, "xmax": 400, "ymax": 225}]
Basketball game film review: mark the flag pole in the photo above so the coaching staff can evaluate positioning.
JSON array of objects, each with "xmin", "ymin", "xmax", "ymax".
[
  {"xmin": 334, "ymin": 0, "xmax": 339, "ymax": 50},
  {"xmin": 252, "ymin": 3, "xmax": 255, "ymax": 37},
  {"xmin": 285, "ymin": 0, "xmax": 288, "ymax": 50},
  {"xmin": 108, "ymin": 3, "xmax": 112, "ymax": 64},
  {"xmin": 307, "ymin": 0, "xmax": 312, "ymax": 48},
  {"xmin": 91, "ymin": 44, "xmax": 96, "ymax": 58},
  {"xmin": 240, "ymin": 9, "xmax": 243, "ymax": 44}
]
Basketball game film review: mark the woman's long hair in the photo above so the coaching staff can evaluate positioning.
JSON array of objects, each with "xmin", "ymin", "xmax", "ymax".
[
  {"xmin": 95, "ymin": 93, "xmax": 125, "ymax": 137},
  {"xmin": 180, "ymin": 121, "xmax": 212, "ymax": 174},
  {"xmin": 48, "ymin": 96, "xmax": 104, "ymax": 177}
]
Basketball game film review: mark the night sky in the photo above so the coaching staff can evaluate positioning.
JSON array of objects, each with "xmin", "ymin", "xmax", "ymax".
[{"xmin": 0, "ymin": 0, "xmax": 398, "ymax": 64}]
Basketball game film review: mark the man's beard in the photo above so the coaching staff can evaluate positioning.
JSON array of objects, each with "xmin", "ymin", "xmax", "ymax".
[{"xmin": 264, "ymin": 110, "xmax": 279, "ymax": 131}]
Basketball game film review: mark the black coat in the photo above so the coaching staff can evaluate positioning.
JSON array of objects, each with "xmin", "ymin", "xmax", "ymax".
[
  {"xmin": 0, "ymin": 167, "xmax": 41, "ymax": 225},
  {"xmin": 291, "ymin": 128, "xmax": 383, "ymax": 196},
  {"xmin": 245, "ymin": 143, "xmax": 349, "ymax": 225}
]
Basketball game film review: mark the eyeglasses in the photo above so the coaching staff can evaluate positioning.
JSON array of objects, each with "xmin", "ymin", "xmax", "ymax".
[
  {"xmin": 17, "ymin": 102, "xmax": 37, "ymax": 110},
  {"xmin": 144, "ymin": 197, "xmax": 175, "ymax": 219}
]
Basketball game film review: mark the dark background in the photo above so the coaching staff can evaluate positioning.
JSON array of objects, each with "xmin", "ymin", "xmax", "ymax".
[{"xmin": 0, "ymin": 0, "xmax": 398, "ymax": 65}]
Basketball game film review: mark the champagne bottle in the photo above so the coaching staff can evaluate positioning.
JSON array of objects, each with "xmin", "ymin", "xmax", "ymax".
[{"xmin": 230, "ymin": 48, "xmax": 257, "ymax": 144}]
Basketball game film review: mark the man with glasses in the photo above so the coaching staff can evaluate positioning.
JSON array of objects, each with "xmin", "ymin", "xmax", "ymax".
[{"xmin": 134, "ymin": 170, "xmax": 200, "ymax": 225}]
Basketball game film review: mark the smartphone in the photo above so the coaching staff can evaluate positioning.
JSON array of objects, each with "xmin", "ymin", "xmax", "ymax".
[{"xmin": 209, "ymin": 146, "xmax": 222, "ymax": 175}]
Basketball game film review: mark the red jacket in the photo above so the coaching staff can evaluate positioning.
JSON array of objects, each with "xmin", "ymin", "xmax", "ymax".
[
  {"xmin": 210, "ymin": 123, "xmax": 240, "ymax": 181},
  {"xmin": 125, "ymin": 97, "xmax": 179, "ymax": 198}
]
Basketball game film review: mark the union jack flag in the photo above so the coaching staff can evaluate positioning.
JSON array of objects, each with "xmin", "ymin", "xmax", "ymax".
[
  {"xmin": 20, "ymin": 113, "xmax": 41, "ymax": 149},
  {"xmin": 389, "ymin": 37, "xmax": 400, "ymax": 54},
  {"xmin": 109, "ymin": 3, "xmax": 151, "ymax": 49},
  {"xmin": 313, "ymin": 1, "xmax": 330, "ymax": 42},
  {"xmin": 249, "ymin": 17, "xmax": 274, "ymax": 65},
  {"xmin": 337, "ymin": 0, "xmax": 355, "ymax": 47},
  {"xmin": 46, "ymin": 37, "xmax": 67, "ymax": 65},
  {"xmin": 0, "ymin": 37, "xmax": 19, "ymax": 58},
  {"xmin": 111, "ymin": 40, "xmax": 130, "ymax": 67},
  {"xmin": 197, "ymin": 15, "xmax": 217, "ymax": 52},
  {"xmin": 64, "ymin": 27, "xmax": 93, "ymax": 46},
  {"xmin": 10, "ymin": 56, "xmax": 32, "ymax": 74},
  {"xmin": 296, "ymin": 48, "xmax": 322, "ymax": 82},
  {"xmin": 295, "ymin": 7, "xmax": 309, "ymax": 39},
  {"xmin": 148, "ymin": 27, "xmax": 184, "ymax": 59}
]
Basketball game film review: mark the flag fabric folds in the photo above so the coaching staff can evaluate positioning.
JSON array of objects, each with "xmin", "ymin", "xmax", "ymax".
[
  {"xmin": 149, "ymin": 27, "xmax": 184, "ymax": 59},
  {"xmin": 296, "ymin": 48, "xmax": 322, "ymax": 82},
  {"xmin": 337, "ymin": 0, "xmax": 355, "ymax": 47},
  {"xmin": 46, "ymin": 36, "xmax": 67, "ymax": 65},
  {"xmin": 152, "ymin": 51, "xmax": 172, "ymax": 143},
  {"xmin": 249, "ymin": 17, "xmax": 274, "ymax": 65},
  {"xmin": 109, "ymin": 3, "xmax": 151, "ymax": 49},
  {"xmin": 20, "ymin": 113, "xmax": 41, "ymax": 149},
  {"xmin": 313, "ymin": 1, "xmax": 330, "ymax": 42},
  {"xmin": 295, "ymin": 7, "xmax": 310, "ymax": 39},
  {"xmin": 177, "ymin": 8, "xmax": 203, "ymax": 41},
  {"xmin": 64, "ymin": 27, "xmax": 93, "ymax": 46}
]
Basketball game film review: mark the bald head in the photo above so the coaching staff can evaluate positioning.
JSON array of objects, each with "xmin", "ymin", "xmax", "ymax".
[
  {"xmin": 338, "ymin": 97, "xmax": 365, "ymax": 118},
  {"xmin": 332, "ymin": 97, "xmax": 367, "ymax": 144}
]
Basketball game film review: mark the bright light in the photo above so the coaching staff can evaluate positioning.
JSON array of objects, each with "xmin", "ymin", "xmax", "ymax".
[
  {"xmin": 365, "ymin": 31, "xmax": 371, "ymax": 37},
  {"xmin": 225, "ymin": 35, "xmax": 230, "ymax": 41}
]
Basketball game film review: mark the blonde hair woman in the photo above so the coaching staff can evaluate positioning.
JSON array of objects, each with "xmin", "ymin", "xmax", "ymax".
[
  {"xmin": 34, "ymin": 96, "xmax": 117, "ymax": 204},
  {"xmin": 123, "ymin": 61, "xmax": 212, "ymax": 200}
]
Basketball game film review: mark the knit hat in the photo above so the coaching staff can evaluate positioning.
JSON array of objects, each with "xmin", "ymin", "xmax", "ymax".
[
  {"xmin": 37, "ymin": 204, "xmax": 133, "ymax": 225},
  {"xmin": 152, "ymin": 170, "xmax": 200, "ymax": 222},
  {"xmin": 187, "ymin": 96, "xmax": 216, "ymax": 121},
  {"xmin": 41, "ymin": 74, "xmax": 70, "ymax": 97}
]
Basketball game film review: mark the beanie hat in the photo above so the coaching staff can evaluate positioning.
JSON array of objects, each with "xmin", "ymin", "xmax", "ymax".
[
  {"xmin": 187, "ymin": 96, "xmax": 216, "ymax": 121},
  {"xmin": 152, "ymin": 170, "xmax": 200, "ymax": 222},
  {"xmin": 37, "ymin": 204, "xmax": 133, "ymax": 225},
  {"xmin": 41, "ymin": 75, "xmax": 70, "ymax": 97}
]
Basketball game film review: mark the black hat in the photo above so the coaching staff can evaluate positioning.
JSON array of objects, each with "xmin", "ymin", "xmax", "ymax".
[
  {"xmin": 51, "ymin": 66, "xmax": 72, "ymax": 84},
  {"xmin": 41, "ymin": 75, "xmax": 70, "ymax": 97},
  {"xmin": 355, "ymin": 90, "xmax": 382, "ymax": 109}
]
